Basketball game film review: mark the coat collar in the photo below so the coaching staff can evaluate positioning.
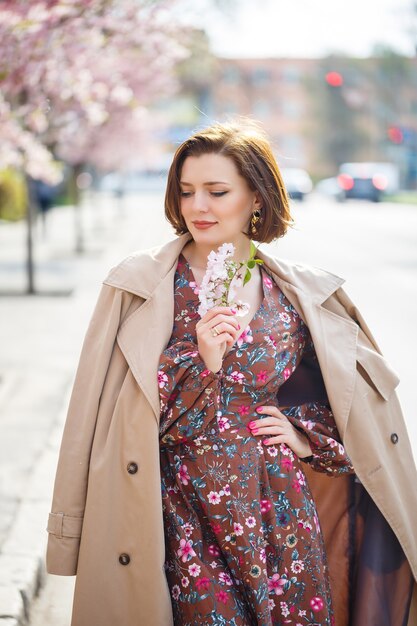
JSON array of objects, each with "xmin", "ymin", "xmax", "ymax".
[
  {"xmin": 105, "ymin": 235, "xmax": 356, "ymax": 432},
  {"xmin": 105, "ymin": 233, "xmax": 345, "ymax": 305}
]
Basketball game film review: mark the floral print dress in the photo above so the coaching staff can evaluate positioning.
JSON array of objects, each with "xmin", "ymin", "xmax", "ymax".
[{"xmin": 158, "ymin": 254, "xmax": 354, "ymax": 626}]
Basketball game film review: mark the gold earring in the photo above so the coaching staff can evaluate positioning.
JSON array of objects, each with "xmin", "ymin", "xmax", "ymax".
[{"xmin": 250, "ymin": 209, "xmax": 261, "ymax": 235}]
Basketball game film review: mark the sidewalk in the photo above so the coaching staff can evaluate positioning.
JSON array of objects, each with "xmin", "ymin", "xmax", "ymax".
[{"xmin": 0, "ymin": 189, "xmax": 173, "ymax": 625}]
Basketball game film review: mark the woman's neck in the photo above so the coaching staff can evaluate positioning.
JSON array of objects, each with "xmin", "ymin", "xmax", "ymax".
[{"xmin": 184, "ymin": 239, "xmax": 253, "ymax": 269}]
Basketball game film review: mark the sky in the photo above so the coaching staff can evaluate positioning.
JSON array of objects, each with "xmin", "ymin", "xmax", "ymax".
[{"xmin": 179, "ymin": 0, "xmax": 416, "ymax": 58}]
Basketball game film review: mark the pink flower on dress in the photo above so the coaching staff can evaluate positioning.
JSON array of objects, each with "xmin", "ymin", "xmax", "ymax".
[
  {"xmin": 196, "ymin": 577, "xmax": 210, "ymax": 590},
  {"xmin": 237, "ymin": 326, "xmax": 253, "ymax": 348},
  {"xmin": 177, "ymin": 539, "xmax": 196, "ymax": 563},
  {"xmin": 208, "ymin": 544, "xmax": 221, "ymax": 556},
  {"xmin": 157, "ymin": 371, "xmax": 168, "ymax": 388},
  {"xmin": 217, "ymin": 415, "xmax": 230, "ymax": 433},
  {"xmin": 188, "ymin": 563, "xmax": 201, "ymax": 577},
  {"xmin": 219, "ymin": 572, "xmax": 233, "ymax": 585},
  {"xmin": 279, "ymin": 311, "xmax": 291, "ymax": 323},
  {"xmin": 215, "ymin": 590, "xmax": 229, "ymax": 604},
  {"xmin": 233, "ymin": 522, "xmax": 244, "ymax": 536},
  {"xmin": 178, "ymin": 464, "xmax": 190, "ymax": 485},
  {"xmin": 239, "ymin": 405, "xmax": 250, "ymax": 416},
  {"xmin": 171, "ymin": 584, "xmax": 180, "ymax": 600},
  {"xmin": 267, "ymin": 446, "xmax": 278, "ymax": 457},
  {"xmin": 223, "ymin": 484, "xmax": 231, "ymax": 495},
  {"xmin": 263, "ymin": 275, "xmax": 273, "ymax": 289},
  {"xmin": 182, "ymin": 522, "xmax": 194, "ymax": 537},
  {"xmin": 292, "ymin": 479, "xmax": 302, "ymax": 493},
  {"xmin": 283, "ymin": 368, "xmax": 291, "ymax": 381},
  {"xmin": 268, "ymin": 573, "xmax": 286, "ymax": 596},
  {"xmin": 211, "ymin": 523, "xmax": 222, "ymax": 535},
  {"xmin": 296, "ymin": 471, "xmax": 306, "ymax": 486},
  {"xmin": 208, "ymin": 491, "xmax": 221, "ymax": 504},
  {"xmin": 282, "ymin": 457, "xmax": 294, "ymax": 471},
  {"xmin": 268, "ymin": 334, "xmax": 277, "ymax": 347},
  {"xmin": 230, "ymin": 370, "xmax": 245, "ymax": 383},
  {"xmin": 291, "ymin": 560, "xmax": 305, "ymax": 574},
  {"xmin": 201, "ymin": 369, "xmax": 212, "ymax": 378},
  {"xmin": 260, "ymin": 499, "xmax": 272, "ymax": 514},
  {"xmin": 310, "ymin": 596, "xmax": 324, "ymax": 612},
  {"xmin": 257, "ymin": 370, "xmax": 268, "ymax": 383},
  {"xmin": 181, "ymin": 576, "xmax": 189, "ymax": 587},
  {"xmin": 245, "ymin": 516, "xmax": 256, "ymax": 528}
]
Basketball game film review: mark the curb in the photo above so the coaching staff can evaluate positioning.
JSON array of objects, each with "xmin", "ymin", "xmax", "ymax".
[{"xmin": 0, "ymin": 386, "xmax": 71, "ymax": 625}]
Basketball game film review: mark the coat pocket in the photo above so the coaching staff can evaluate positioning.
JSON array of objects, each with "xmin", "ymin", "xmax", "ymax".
[{"xmin": 356, "ymin": 344, "xmax": 400, "ymax": 401}]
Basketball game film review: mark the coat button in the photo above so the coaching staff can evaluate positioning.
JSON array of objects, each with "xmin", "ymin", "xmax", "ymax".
[
  {"xmin": 127, "ymin": 462, "xmax": 138, "ymax": 474},
  {"xmin": 390, "ymin": 433, "xmax": 399, "ymax": 444},
  {"xmin": 119, "ymin": 553, "xmax": 130, "ymax": 566}
]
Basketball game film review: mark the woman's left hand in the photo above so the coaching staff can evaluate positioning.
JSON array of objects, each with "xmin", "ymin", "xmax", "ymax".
[{"xmin": 248, "ymin": 405, "xmax": 312, "ymax": 459}]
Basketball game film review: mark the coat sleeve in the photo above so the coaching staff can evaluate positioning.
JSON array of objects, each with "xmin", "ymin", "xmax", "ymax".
[{"xmin": 46, "ymin": 283, "xmax": 130, "ymax": 575}]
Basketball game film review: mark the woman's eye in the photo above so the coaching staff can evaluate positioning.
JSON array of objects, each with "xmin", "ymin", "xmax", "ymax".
[
  {"xmin": 180, "ymin": 191, "xmax": 192, "ymax": 197},
  {"xmin": 211, "ymin": 191, "xmax": 228, "ymax": 197}
]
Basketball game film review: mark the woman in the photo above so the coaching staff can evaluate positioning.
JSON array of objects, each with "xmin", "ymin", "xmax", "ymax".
[{"xmin": 46, "ymin": 120, "xmax": 417, "ymax": 626}]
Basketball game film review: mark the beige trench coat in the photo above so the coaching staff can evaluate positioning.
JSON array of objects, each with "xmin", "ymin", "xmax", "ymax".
[{"xmin": 46, "ymin": 233, "xmax": 417, "ymax": 626}]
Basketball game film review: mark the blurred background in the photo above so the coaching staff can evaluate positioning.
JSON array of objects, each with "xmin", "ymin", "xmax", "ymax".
[{"xmin": 0, "ymin": 1, "xmax": 416, "ymax": 624}]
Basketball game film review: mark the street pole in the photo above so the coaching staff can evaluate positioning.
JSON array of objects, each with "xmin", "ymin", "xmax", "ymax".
[{"xmin": 25, "ymin": 178, "xmax": 36, "ymax": 295}]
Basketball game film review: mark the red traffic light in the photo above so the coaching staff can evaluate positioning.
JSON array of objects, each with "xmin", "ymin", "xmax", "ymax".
[
  {"xmin": 325, "ymin": 71, "xmax": 344, "ymax": 87},
  {"xmin": 387, "ymin": 126, "xmax": 403, "ymax": 144}
]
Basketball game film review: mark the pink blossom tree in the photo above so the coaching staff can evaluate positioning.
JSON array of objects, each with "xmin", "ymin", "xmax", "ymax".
[{"xmin": 0, "ymin": 0, "xmax": 187, "ymax": 290}]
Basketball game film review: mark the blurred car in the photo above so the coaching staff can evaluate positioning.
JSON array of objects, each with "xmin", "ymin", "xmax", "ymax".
[
  {"xmin": 315, "ymin": 177, "xmax": 346, "ymax": 202},
  {"xmin": 337, "ymin": 162, "xmax": 399, "ymax": 202},
  {"xmin": 280, "ymin": 168, "xmax": 313, "ymax": 201}
]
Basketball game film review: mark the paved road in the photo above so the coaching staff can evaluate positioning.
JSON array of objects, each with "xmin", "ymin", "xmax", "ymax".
[{"xmin": 4, "ymin": 191, "xmax": 415, "ymax": 626}]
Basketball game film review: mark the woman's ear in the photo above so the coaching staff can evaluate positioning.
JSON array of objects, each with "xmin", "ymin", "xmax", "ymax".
[{"xmin": 253, "ymin": 191, "xmax": 263, "ymax": 211}]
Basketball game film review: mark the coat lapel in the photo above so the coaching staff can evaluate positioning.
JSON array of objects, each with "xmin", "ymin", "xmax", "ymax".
[
  {"xmin": 258, "ymin": 253, "xmax": 359, "ymax": 436},
  {"xmin": 113, "ymin": 235, "xmax": 191, "ymax": 422},
  {"xmin": 109, "ymin": 237, "xmax": 359, "ymax": 433}
]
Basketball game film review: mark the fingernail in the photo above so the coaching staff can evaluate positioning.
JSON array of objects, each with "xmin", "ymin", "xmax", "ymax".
[
  {"xmin": 263, "ymin": 439, "xmax": 269, "ymax": 445},
  {"xmin": 257, "ymin": 406, "xmax": 263, "ymax": 412},
  {"xmin": 237, "ymin": 324, "xmax": 241, "ymax": 330},
  {"xmin": 252, "ymin": 428, "xmax": 259, "ymax": 434},
  {"xmin": 248, "ymin": 421, "xmax": 256, "ymax": 428},
  {"xmin": 231, "ymin": 309, "xmax": 237, "ymax": 314}
]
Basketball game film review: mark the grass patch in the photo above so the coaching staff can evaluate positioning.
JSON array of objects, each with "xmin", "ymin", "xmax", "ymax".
[{"xmin": 384, "ymin": 192, "xmax": 417, "ymax": 205}]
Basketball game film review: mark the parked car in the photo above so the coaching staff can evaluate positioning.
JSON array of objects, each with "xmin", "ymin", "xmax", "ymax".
[
  {"xmin": 337, "ymin": 162, "xmax": 400, "ymax": 202},
  {"xmin": 315, "ymin": 177, "xmax": 346, "ymax": 202},
  {"xmin": 280, "ymin": 168, "xmax": 313, "ymax": 201}
]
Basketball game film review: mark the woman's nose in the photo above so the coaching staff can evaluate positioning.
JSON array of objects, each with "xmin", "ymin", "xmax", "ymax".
[{"xmin": 192, "ymin": 191, "xmax": 209, "ymax": 212}]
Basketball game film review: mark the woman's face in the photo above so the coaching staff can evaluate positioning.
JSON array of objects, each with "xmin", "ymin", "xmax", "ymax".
[{"xmin": 179, "ymin": 153, "xmax": 260, "ymax": 247}]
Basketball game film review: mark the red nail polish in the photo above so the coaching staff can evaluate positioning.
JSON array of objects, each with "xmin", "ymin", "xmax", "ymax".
[
  {"xmin": 248, "ymin": 421, "xmax": 256, "ymax": 428},
  {"xmin": 231, "ymin": 308, "xmax": 237, "ymax": 314},
  {"xmin": 257, "ymin": 406, "xmax": 263, "ymax": 412},
  {"xmin": 252, "ymin": 428, "xmax": 259, "ymax": 434},
  {"xmin": 263, "ymin": 439, "xmax": 269, "ymax": 445}
]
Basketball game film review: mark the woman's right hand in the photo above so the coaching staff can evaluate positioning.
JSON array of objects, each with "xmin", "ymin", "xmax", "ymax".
[{"xmin": 196, "ymin": 307, "xmax": 241, "ymax": 373}]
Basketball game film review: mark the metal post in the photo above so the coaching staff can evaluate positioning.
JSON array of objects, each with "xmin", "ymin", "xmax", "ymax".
[{"xmin": 25, "ymin": 180, "xmax": 36, "ymax": 294}]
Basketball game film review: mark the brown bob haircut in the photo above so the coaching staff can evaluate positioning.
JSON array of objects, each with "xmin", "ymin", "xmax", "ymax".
[{"xmin": 165, "ymin": 118, "xmax": 293, "ymax": 243}]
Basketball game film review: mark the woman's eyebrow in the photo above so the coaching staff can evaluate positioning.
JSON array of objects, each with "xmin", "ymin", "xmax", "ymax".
[{"xmin": 180, "ymin": 180, "xmax": 230, "ymax": 186}]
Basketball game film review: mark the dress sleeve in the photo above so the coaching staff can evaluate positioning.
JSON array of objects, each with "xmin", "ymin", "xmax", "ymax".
[
  {"xmin": 282, "ymin": 402, "xmax": 354, "ymax": 475},
  {"xmin": 158, "ymin": 340, "xmax": 222, "ymax": 446},
  {"xmin": 279, "ymin": 335, "xmax": 354, "ymax": 476}
]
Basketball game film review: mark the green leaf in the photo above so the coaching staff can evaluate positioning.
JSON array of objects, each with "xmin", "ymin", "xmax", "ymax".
[
  {"xmin": 255, "ymin": 259, "xmax": 264, "ymax": 265},
  {"xmin": 250, "ymin": 241, "xmax": 256, "ymax": 257},
  {"xmin": 243, "ymin": 269, "xmax": 251, "ymax": 285},
  {"xmin": 247, "ymin": 259, "xmax": 256, "ymax": 269}
]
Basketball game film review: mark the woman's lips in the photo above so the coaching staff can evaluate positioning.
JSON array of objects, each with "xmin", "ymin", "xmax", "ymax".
[{"xmin": 192, "ymin": 221, "xmax": 217, "ymax": 230}]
